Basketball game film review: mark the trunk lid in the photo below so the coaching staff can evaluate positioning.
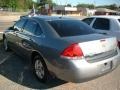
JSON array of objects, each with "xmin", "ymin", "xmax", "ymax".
[{"xmin": 62, "ymin": 34, "xmax": 117, "ymax": 57}]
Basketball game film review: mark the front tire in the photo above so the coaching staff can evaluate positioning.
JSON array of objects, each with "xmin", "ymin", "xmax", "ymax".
[
  {"xmin": 33, "ymin": 55, "xmax": 49, "ymax": 83},
  {"xmin": 3, "ymin": 37, "xmax": 9, "ymax": 51}
]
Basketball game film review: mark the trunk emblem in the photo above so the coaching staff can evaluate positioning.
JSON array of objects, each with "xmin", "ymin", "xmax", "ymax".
[
  {"xmin": 100, "ymin": 39, "xmax": 106, "ymax": 48},
  {"xmin": 100, "ymin": 39, "xmax": 106, "ymax": 42}
]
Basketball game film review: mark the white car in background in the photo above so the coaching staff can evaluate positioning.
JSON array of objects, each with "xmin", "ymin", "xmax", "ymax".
[{"xmin": 82, "ymin": 16, "xmax": 120, "ymax": 47}]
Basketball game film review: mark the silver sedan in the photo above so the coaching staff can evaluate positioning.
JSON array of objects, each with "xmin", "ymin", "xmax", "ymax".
[
  {"xmin": 82, "ymin": 15, "xmax": 120, "ymax": 47},
  {"xmin": 3, "ymin": 16, "xmax": 120, "ymax": 83}
]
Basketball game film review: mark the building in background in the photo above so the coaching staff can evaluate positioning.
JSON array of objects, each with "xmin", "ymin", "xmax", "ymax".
[
  {"xmin": 77, "ymin": 8, "xmax": 96, "ymax": 16},
  {"xmin": 53, "ymin": 5, "xmax": 79, "ymax": 16},
  {"xmin": 53, "ymin": 5, "xmax": 96, "ymax": 16},
  {"xmin": 95, "ymin": 8, "xmax": 118, "ymax": 15}
]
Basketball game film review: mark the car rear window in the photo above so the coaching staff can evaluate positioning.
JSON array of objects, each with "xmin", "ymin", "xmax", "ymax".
[
  {"xmin": 48, "ymin": 20, "xmax": 94, "ymax": 37},
  {"xmin": 118, "ymin": 19, "xmax": 120, "ymax": 23}
]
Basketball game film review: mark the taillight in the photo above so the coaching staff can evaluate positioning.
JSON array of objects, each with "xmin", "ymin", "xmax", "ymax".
[{"xmin": 61, "ymin": 43, "xmax": 84, "ymax": 59}]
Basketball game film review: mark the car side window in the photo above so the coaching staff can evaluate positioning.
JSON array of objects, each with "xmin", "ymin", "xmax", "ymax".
[
  {"xmin": 118, "ymin": 19, "xmax": 120, "ymax": 23},
  {"xmin": 23, "ymin": 20, "xmax": 37, "ymax": 35},
  {"xmin": 82, "ymin": 18, "xmax": 94, "ymax": 25},
  {"xmin": 14, "ymin": 19, "xmax": 26, "ymax": 31},
  {"xmin": 93, "ymin": 18, "xmax": 110, "ymax": 30},
  {"xmin": 34, "ymin": 25, "xmax": 43, "ymax": 36}
]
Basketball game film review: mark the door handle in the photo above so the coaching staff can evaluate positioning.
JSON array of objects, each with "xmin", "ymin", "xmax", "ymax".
[
  {"xmin": 13, "ymin": 31, "xmax": 18, "ymax": 36},
  {"xmin": 22, "ymin": 41, "xmax": 32, "ymax": 49}
]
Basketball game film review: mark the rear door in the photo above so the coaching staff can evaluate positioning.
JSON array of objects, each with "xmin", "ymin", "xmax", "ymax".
[{"xmin": 92, "ymin": 18, "xmax": 111, "ymax": 35}]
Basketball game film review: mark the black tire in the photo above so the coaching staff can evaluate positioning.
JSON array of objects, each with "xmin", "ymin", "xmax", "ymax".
[
  {"xmin": 32, "ymin": 55, "xmax": 49, "ymax": 83},
  {"xmin": 3, "ymin": 37, "xmax": 9, "ymax": 51}
]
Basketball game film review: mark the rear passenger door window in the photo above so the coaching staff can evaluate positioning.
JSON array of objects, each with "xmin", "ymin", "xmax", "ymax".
[
  {"xmin": 34, "ymin": 25, "xmax": 43, "ymax": 36},
  {"xmin": 92, "ymin": 18, "xmax": 110, "ymax": 30},
  {"xmin": 24, "ymin": 20, "xmax": 37, "ymax": 34},
  {"xmin": 82, "ymin": 18, "xmax": 94, "ymax": 25},
  {"xmin": 23, "ymin": 19, "xmax": 43, "ymax": 36},
  {"xmin": 23, "ymin": 20, "xmax": 37, "ymax": 35}
]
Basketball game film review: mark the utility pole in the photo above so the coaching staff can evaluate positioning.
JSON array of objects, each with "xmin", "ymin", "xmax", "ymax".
[
  {"xmin": 93, "ymin": 0, "xmax": 96, "ymax": 9},
  {"xmin": 65, "ymin": 0, "xmax": 69, "ymax": 6},
  {"xmin": 58, "ymin": 0, "xmax": 62, "ymax": 5},
  {"xmin": 32, "ymin": 3, "xmax": 35, "ymax": 15},
  {"xmin": 117, "ymin": 0, "xmax": 120, "ymax": 10},
  {"xmin": 31, "ymin": 0, "xmax": 41, "ymax": 15}
]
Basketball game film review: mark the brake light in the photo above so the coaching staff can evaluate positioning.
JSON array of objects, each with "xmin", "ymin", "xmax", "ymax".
[{"xmin": 61, "ymin": 43, "xmax": 84, "ymax": 59}]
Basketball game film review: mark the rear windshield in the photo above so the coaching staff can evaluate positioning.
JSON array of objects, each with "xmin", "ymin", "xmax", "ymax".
[{"xmin": 48, "ymin": 20, "xmax": 94, "ymax": 37}]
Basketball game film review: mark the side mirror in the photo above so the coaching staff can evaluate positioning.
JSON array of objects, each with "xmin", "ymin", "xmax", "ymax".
[
  {"xmin": 14, "ymin": 28, "xmax": 19, "ymax": 31},
  {"xmin": 8, "ymin": 26, "xmax": 14, "ymax": 30},
  {"xmin": 8, "ymin": 26, "xmax": 19, "ymax": 32}
]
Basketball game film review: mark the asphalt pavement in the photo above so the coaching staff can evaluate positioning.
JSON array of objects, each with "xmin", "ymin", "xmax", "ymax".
[
  {"xmin": 1, "ymin": 19, "xmax": 120, "ymax": 90},
  {"xmin": 1, "ymin": 40, "xmax": 120, "ymax": 90}
]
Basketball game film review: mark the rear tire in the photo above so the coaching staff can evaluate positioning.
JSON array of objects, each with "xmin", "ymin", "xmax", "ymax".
[{"xmin": 32, "ymin": 55, "xmax": 49, "ymax": 83}]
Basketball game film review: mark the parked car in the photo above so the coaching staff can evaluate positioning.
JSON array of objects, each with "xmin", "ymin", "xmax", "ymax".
[
  {"xmin": 3, "ymin": 16, "xmax": 120, "ymax": 83},
  {"xmin": 82, "ymin": 15, "xmax": 120, "ymax": 47}
]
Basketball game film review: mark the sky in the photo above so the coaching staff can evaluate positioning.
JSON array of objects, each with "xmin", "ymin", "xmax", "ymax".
[{"xmin": 52, "ymin": 0, "xmax": 120, "ymax": 6}]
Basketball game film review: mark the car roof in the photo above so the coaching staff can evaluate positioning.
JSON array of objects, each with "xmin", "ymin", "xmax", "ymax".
[
  {"xmin": 90, "ymin": 15, "xmax": 120, "ymax": 19},
  {"xmin": 31, "ymin": 15, "xmax": 75, "ymax": 21}
]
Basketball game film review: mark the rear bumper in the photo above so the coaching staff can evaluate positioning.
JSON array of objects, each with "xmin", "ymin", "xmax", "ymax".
[{"xmin": 48, "ymin": 51, "xmax": 120, "ymax": 83}]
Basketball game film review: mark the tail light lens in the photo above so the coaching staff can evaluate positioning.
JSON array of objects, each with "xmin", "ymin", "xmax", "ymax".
[{"xmin": 61, "ymin": 43, "xmax": 84, "ymax": 59}]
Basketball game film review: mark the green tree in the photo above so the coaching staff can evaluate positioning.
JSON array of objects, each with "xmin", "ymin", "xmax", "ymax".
[
  {"xmin": 38, "ymin": 0, "xmax": 52, "ymax": 6},
  {"xmin": 8, "ymin": 0, "xmax": 17, "ymax": 11},
  {"xmin": 52, "ymin": 2, "xmax": 57, "ymax": 7},
  {"xmin": 77, "ymin": 4, "xmax": 95, "ymax": 9},
  {"xmin": 109, "ymin": 4, "xmax": 118, "ymax": 10},
  {"xmin": 66, "ymin": 4, "xmax": 72, "ymax": 7},
  {"xmin": 0, "ymin": 0, "xmax": 53, "ymax": 11},
  {"xmin": 0, "ymin": 0, "xmax": 33, "ymax": 11},
  {"xmin": 97, "ymin": 4, "xmax": 118, "ymax": 10}
]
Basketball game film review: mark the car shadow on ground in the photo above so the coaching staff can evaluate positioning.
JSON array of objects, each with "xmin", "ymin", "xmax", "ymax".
[{"xmin": 0, "ymin": 43, "xmax": 66, "ymax": 89}]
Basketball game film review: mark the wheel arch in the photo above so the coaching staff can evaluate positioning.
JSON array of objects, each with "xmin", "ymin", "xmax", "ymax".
[
  {"xmin": 31, "ymin": 50, "xmax": 47, "ymax": 66},
  {"xmin": 31, "ymin": 50, "xmax": 50, "ymax": 82},
  {"xmin": 3, "ymin": 34, "xmax": 5, "ymax": 39}
]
